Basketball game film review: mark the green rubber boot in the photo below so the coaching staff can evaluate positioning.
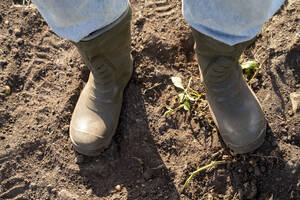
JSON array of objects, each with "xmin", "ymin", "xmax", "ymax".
[
  {"xmin": 69, "ymin": 8, "xmax": 132, "ymax": 156},
  {"xmin": 192, "ymin": 29, "xmax": 266, "ymax": 154}
]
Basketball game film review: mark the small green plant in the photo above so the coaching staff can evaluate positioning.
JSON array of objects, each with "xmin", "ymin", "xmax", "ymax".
[
  {"xmin": 241, "ymin": 61, "xmax": 259, "ymax": 77},
  {"xmin": 164, "ymin": 76, "xmax": 200, "ymax": 117},
  {"xmin": 183, "ymin": 160, "xmax": 227, "ymax": 188},
  {"xmin": 239, "ymin": 58, "xmax": 259, "ymax": 82}
]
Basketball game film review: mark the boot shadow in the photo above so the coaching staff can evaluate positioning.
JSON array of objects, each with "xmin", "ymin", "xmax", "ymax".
[{"xmin": 214, "ymin": 124, "xmax": 300, "ymax": 199}]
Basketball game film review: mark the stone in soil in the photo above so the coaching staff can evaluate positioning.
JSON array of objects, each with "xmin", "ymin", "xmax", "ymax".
[
  {"xmin": 290, "ymin": 91, "xmax": 300, "ymax": 114},
  {"xmin": 58, "ymin": 189, "xmax": 78, "ymax": 200}
]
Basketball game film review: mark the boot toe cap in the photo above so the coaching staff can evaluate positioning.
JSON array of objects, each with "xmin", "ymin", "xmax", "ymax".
[
  {"xmin": 222, "ymin": 118, "xmax": 266, "ymax": 154},
  {"xmin": 69, "ymin": 126, "xmax": 112, "ymax": 156}
]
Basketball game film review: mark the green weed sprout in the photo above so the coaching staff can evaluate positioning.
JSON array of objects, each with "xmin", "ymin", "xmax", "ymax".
[
  {"xmin": 164, "ymin": 76, "xmax": 200, "ymax": 117},
  {"xmin": 184, "ymin": 160, "xmax": 227, "ymax": 188},
  {"xmin": 241, "ymin": 61, "xmax": 259, "ymax": 76},
  {"xmin": 239, "ymin": 58, "xmax": 259, "ymax": 82}
]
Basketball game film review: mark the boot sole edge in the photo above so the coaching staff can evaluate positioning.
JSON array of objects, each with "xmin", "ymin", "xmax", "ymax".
[{"xmin": 71, "ymin": 142, "xmax": 108, "ymax": 156}]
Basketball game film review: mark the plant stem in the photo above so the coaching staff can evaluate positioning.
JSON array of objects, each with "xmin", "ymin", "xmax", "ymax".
[{"xmin": 184, "ymin": 160, "xmax": 227, "ymax": 188}]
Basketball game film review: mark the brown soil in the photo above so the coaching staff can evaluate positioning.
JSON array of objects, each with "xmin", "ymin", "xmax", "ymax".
[{"xmin": 0, "ymin": 0, "xmax": 299, "ymax": 199}]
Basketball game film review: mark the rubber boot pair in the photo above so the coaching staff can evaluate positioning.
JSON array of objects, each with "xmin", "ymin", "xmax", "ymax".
[{"xmin": 70, "ymin": 7, "xmax": 265, "ymax": 156}]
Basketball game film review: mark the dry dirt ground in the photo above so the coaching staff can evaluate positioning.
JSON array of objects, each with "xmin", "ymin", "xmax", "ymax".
[{"xmin": 0, "ymin": 0, "xmax": 299, "ymax": 199}]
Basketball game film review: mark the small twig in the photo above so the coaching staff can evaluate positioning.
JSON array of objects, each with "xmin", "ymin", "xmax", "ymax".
[{"xmin": 142, "ymin": 83, "xmax": 162, "ymax": 95}]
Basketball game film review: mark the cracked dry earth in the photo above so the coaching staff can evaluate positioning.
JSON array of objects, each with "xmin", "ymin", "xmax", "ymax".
[{"xmin": 0, "ymin": 0, "xmax": 299, "ymax": 199}]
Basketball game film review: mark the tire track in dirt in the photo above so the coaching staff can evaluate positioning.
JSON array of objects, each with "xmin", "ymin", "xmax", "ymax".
[
  {"xmin": 0, "ymin": 141, "xmax": 44, "ymax": 199},
  {"xmin": 146, "ymin": 0, "xmax": 176, "ymax": 18},
  {"xmin": 0, "ymin": 155, "xmax": 28, "ymax": 200},
  {"xmin": 0, "ymin": 176, "xmax": 29, "ymax": 199}
]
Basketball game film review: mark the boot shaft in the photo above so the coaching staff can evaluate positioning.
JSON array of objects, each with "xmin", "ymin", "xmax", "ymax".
[
  {"xmin": 191, "ymin": 28, "xmax": 255, "ymax": 77},
  {"xmin": 74, "ymin": 7, "xmax": 132, "ymax": 88}
]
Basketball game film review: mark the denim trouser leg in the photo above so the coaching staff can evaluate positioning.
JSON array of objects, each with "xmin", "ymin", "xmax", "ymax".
[
  {"xmin": 31, "ymin": 0, "xmax": 129, "ymax": 42},
  {"xmin": 32, "ymin": 0, "xmax": 285, "ymax": 45},
  {"xmin": 182, "ymin": 0, "xmax": 285, "ymax": 45}
]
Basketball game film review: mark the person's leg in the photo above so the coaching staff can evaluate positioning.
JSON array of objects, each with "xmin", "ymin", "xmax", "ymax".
[
  {"xmin": 32, "ymin": 0, "xmax": 133, "ymax": 156},
  {"xmin": 182, "ymin": 0, "xmax": 285, "ymax": 46},
  {"xmin": 32, "ymin": 0, "xmax": 129, "ymax": 42},
  {"xmin": 182, "ymin": 0, "xmax": 285, "ymax": 153}
]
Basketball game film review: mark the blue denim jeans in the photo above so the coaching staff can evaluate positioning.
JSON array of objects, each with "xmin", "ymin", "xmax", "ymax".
[{"xmin": 32, "ymin": 0, "xmax": 284, "ymax": 45}]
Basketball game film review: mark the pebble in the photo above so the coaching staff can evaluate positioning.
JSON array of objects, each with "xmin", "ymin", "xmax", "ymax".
[
  {"xmin": 1, "ymin": 85, "xmax": 11, "ymax": 95},
  {"xmin": 86, "ymin": 189, "xmax": 93, "ymax": 195},
  {"xmin": 290, "ymin": 92, "xmax": 300, "ymax": 114},
  {"xmin": 115, "ymin": 185, "xmax": 121, "ymax": 191},
  {"xmin": 249, "ymin": 159, "xmax": 256, "ymax": 166},
  {"xmin": 58, "ymin": 189, "xmax": 78, "ymax": 200}
]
